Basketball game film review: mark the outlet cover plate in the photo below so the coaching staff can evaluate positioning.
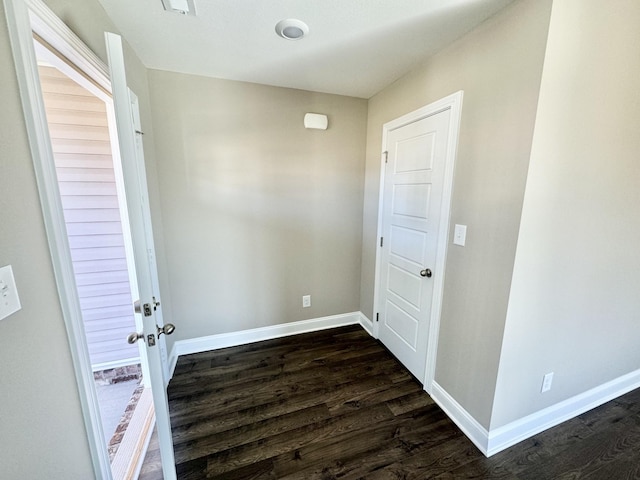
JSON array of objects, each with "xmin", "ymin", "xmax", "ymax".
[
  {"xmin": 302, "ymin": 295, "xmax": 311, "ymax": 308},
  {"xmin": 541, "ymin": 372, "xmax": 554, "ymax": 393},
  {"xmin": 0, "ymin": 265, "xmax": 22, "ymax": 321}
]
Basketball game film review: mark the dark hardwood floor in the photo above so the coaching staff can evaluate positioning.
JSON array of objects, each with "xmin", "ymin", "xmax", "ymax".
[{"xmin": 139, "ymin": 325, "xmax": 640, "ymax": 479}]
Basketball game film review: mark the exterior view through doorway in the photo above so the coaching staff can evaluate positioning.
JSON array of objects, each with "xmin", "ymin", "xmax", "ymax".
[{"xmin": 34, "ymin": 35, "xmax": 155, "ymax": 479}]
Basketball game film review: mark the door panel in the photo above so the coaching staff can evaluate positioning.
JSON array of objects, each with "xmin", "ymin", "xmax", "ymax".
[
  {"xmin": 390, "ymin": 225, "xmax": 427, "ymax": 264},
  {"xmin": 395, "ymin": 133, "xmax": 435, "ymax": 173},
  {"xmin": 388, "ymin": 265, "xmax": 422, "ymax": 308},
  {"xmin": 393, "ymin": 183, "xmax": 431, "ymax": 218},
  {"xmin": 106, "ymin": 32, "xmax": 177, "ymax": 479},
  {"xmin": 385, "ymin": 301, "xmax": 418, "ymax": 349},
  {"xmin": 378, "ymin": 109, "xmax": 451, "ymax": 381}
]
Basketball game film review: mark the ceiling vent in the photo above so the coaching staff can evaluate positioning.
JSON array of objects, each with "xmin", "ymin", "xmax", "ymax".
[{"xmin": 161, "ymin": 0, "xmax": 197, "ymax": 16}]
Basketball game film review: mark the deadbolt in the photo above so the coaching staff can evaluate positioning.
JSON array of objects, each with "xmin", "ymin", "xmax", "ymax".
[
  {"xmin": 134, "ymin": 299, "xmax": 155, "ymax": 317},
  {"xmin": 420, "ymin": 268, "xmax": 432, "ymax": 278}
]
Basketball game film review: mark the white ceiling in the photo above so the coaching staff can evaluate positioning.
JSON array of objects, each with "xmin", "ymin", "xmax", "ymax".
[{"xmin": 97, "ymin": 0, "xmax": 516, "ymax": 99}]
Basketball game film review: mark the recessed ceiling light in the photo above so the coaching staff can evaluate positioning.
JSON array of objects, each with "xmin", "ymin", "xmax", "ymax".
[{"xmin": 275, "ymin": 19, "xmax": 309, "ymax": 40}]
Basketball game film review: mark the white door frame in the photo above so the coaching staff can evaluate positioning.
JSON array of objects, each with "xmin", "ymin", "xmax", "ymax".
[
  {"xmin": 32, "ymin": 18, "xmax": 150, "ymax": 384},
  {"xmin": 372, "ymin": 91, "xmax": 463, "ymax": 393},
  {"xmin": 3, "ymin": 0, "xmax": 166, "ymax": 477},
  {"xmin": 4, "ymin": 0, "xmax": 112, "ymax": 476}
]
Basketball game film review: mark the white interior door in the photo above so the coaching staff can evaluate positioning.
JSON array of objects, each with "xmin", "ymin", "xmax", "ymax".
[
  {"xmin": 105, "ymin": 32, "xmax": 177, "ymax": 480},
  {"xmin": 127, "ymin": 89, "xmax": 171, "ymax": 385},
  {"xmin": 378, "ymin": 108, "xmax": 451, "ymax": 382}
]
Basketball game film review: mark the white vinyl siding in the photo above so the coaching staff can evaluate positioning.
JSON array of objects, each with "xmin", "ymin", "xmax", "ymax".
[{"xmin": 39, "ymin": 65, "xmax": 139, "ymax": 368}]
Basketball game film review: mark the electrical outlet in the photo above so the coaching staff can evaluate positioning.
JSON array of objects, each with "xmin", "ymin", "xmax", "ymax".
[
  {"xmin": 541, "ymin": 372, "xmax": 554, "ymax": 393},
  {"xmin": 302, "ymin": 295, "xmax": 311, "ymax": 308}
]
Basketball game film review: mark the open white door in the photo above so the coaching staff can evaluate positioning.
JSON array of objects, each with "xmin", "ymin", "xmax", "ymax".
[{"xmin": 105, "ymin": 32, "xmax": 177, "ymax": 479}]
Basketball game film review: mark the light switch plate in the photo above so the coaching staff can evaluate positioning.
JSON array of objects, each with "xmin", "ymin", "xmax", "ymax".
[
  {"xmin": 0, "ymin": 265, "xmax": 22, "ymax": 321},
  {"xmin": 453, "ymin": 224, "xmax": 467, "ymax": 246}
]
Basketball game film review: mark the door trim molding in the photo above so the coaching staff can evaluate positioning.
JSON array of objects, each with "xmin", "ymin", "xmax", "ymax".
[
  {"xmin": 373, "ymin": 91, "xmax": 463, "ymax": 394},
  {"xmin": 4, "ymin": 0, "xmax": 114, "ymax": 477}
]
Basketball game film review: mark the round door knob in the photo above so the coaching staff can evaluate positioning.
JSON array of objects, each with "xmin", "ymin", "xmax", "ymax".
[
  {"xmin": 127, "ymin": 332, "xmax": 144, "ymax": 344},
  {"xmin": 157, "ymin": 323, "xmax": 176, "ymax": 337},
  {"xmin": 420, "ymin": 268, "xmax": 432, "ymax": 278}
]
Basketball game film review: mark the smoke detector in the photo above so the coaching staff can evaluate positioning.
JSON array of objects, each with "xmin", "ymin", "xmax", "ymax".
[{"xmin": 275, "ymin": 19, "xmax": 309, "ymax": 40}]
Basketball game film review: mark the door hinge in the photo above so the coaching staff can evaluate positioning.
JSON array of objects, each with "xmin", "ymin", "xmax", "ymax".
[
  {"xmin": 376, "ymin": 313, "xmax": 379, "ymax": 322},
  {"xmin": 380, "ymin": 237, "xmax": 384, "ymax": 247},
  {"xmin": 383, "ymin": 151, "xmax": 388, "ymax": 163}
]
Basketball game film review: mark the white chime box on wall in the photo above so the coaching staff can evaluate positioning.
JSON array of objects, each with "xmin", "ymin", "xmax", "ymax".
[{"xmin": 304, "ymin": 113, "xmax": 328, "ymax": 130}]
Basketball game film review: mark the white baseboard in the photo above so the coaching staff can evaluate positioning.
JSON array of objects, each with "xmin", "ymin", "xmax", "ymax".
[
  {"xmin": 431, "ymin": 381, "xmax": 490, "ymax": 455},
  {"xmin": 486, "ymin": 367, "xmax": 640, "ymax": 456},
  {"xmin": 358, "ymin": 312, "xmax": 374, "ymax": 336},
  {"xmin": 168, "ymin": 311, "xmax": 370, "ymax": 379},
  {"xmin": 431, "ymin": 368, "xmax": 640, "ymax": 458}
]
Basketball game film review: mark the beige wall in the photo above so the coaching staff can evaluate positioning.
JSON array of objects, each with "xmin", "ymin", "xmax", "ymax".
[
  {"xmin": 0, "ymin": 0, "xmax": 163, "ymax": 476},
  {"xmin": 147, "ymin": 70, "xmax": 368, "ymax": 342},
  {"xmin": 0, "ymin": 11, "xmax": 93, "ymax": 477},
  {"xmin": 491, "ymin": 0, "xmax": 640, "ymax": 428},
  {"xmin": 360, "ymin": 0, "xmax": 552, "ymax": 428}
]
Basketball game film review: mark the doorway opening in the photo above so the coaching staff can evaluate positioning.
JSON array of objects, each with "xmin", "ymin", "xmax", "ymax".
[{"xmin": 33, "ymin": 36, "xmax": 155, "ymax": 479}]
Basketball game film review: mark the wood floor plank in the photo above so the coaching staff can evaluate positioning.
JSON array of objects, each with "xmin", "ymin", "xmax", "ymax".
[
  {"xmin": 516, "ymin": 416, "xmax": 640, "ymax": 480},
  {"xmin": 482, "ymin": 416, "xmax": 594, "ymax": 477},
  {"xmin": 173, "ymin": 404, "xmax": 332, "ymax": 463},
  {"xmin": 274, "ymin": 406, "xmax": 464, "ymax": 480},
  {"xmin": 168, "ymin": 345, "xmax": 390, "ymax": 402},
  {"xmin": 357, "ymin": 436, "xmax": 482, "ymax": 480},
  {"xmin": 169, "ymin": 356, "xmax": 404, "ymax": 424},
  {"xmin": 215, "ymin": 458, "xmax": 277, "ymax": 480},
  {"xmin": 139, "ymin": 325, "xmax": 640, "ymax": 479},
  {"xmin": 171, "ymin": 335, "xmax": 382, "ymax": 389},
  {"xmin": 206, "ymin": 403, "xmax": 396, "ymax": 476},
  {"xmin": 385, "ymin": 389, "xmax": 435, "ymax": 416}
]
